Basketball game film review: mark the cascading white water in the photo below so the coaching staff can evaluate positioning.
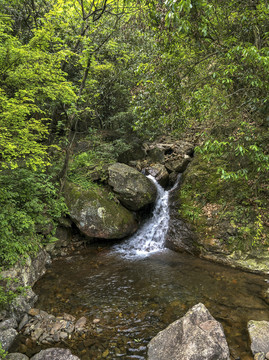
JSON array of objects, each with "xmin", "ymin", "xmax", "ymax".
[{"xmin": 113, "ymin": 174, "xmax": 181, "ymax": 258}]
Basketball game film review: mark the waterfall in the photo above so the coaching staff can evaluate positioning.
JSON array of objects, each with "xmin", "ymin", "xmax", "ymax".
[{"xmin": 113, "ymin": 174, "xmax": 181, "ymax": 258}]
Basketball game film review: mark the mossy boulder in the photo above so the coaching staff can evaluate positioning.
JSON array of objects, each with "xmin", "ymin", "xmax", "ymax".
[
  {"xmin": 64, "ymin": 182, "xmax": 137, "ymax": 239},
  {"xmin": 108, "ymin": 163, "xmax": 157, "ymax": 211}
]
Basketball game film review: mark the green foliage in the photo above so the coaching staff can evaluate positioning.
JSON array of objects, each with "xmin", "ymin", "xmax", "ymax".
[
  {"xmin": 0, "ymin": 342, "xmax": 7, "ymax": 359},
  {"xmin": 0, "ymin": 168, "xmax": 67, "ymax": 268},
  {"xmin": 196, "ymin": 120, "xmax": 269, "ymax": 182},
  {"xmin": 0, "ymin": 273, "xmax": 26, "ymax": 311},
  {"xmin": 178, "ymin": 148, "xmax": 268, "ymax": 251},
  {"xmin": 68, "ymin": 131, "xmax": 130, "ymax": 188},
  {"xmin": 0, "ymin": 13, "xmax": 76, "ymax": 170}
]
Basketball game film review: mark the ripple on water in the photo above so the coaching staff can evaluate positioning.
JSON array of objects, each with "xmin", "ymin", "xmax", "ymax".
[{"xmin": 12, "ymin": 247, "xmax": 268, "ymax": 359}]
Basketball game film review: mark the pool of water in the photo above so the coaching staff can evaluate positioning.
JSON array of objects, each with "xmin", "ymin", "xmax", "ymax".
[{"xmin": 14, "ymin": 245, "xmax": 269, "ymax": 360}]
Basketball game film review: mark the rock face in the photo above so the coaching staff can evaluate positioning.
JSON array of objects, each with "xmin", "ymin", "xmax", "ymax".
[
  {"xmin": 148, "ymin": 303, "xmax": 230, "ymax": 360},
  {"xmin": 248, "ymin": 320, "xmax": 269, "ymax": 356},
  {"xmin": 165, "ymin": 181, "xmax": 199, "ymax": 255},
  {"xmin": 1, "ymin": 249, "xmax": 50, "ymax": 289},
  {"xmin": 144, "ymin": 164, "xmax": 169, "ymax": 188},
  {"xmin": 64, "ymin": 182, "xmax": 137, "ymax": 239},
  {"xmin": 108, "ymin": 163, "xmax": 157, "ymax": 211},
  {"xmin": 30, "ymin": 348, "xmax": 80, "ymax": 360}
]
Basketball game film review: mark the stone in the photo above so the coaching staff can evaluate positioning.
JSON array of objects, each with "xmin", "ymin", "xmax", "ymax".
[
  {"xmin": 75, "ymin": 316, "xmax": 87, "ymax": 329},
  {"xmin": 108, "ymin": 163, "xmax": 157, "ymax": 211},
  {"xmin": 18, "ymin": 314, "xmax": 29, "ymax": 331},
  {"xmin": 144, "ymin": 164, "xmax": 169, "ymax": 187},
  {"xmin": 64, "ymin": 181, "xmax": 137, "ymax": 239},
  {"xmin": 254, "ymin": 353, "xmax": 266, "ymax": 360},
  {"xmin": 147, "ymin": 303, "xmax": 230, "ymax": 360},
  {"xmin": 28, "ymin": 307, "xmax": 39, "ymax": 317},
  {"xmin": 6, "ymin": 354, "xmax": 30, "ymax": 360},
  {"xmin": 32, "ymin": 327, "xmax": 44, "ymax": 341},
  {"xmin": 165, "ymin": 156, "xmax": 191, "ymax": 173},
  {"xmin": 63, "ymin": 313, "xmax": 76, "ymax": 322},
  {"xmin": 0, "ymin": 318, "xmax": 18, "ymax": 330},
  {"xmin": 147, "ymin": 147, "xmax": 165, "ymax": 163},
  {"xmin": 0, "ymin": 328, "xmax": 18, "ymax": 350},
  {"xmin": 59, "ymin": 331, "xmax": 68, "ymax": 340},
  {"xmin": 248, "ymin": 320, "xmax": 269, "ymax": 355},
  {"xmin": 30, "ymin": 348, "xmax": 80, "ymax": 360}
]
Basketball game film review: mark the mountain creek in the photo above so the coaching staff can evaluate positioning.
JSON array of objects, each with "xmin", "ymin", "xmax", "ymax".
[{"xmin": 9, "ymin": 176, "xmax": 269, "ymax": 360}]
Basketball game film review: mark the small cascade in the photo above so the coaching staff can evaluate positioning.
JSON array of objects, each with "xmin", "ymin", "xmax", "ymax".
[{"xmin": 113, "ymin": 174, "xmax": 181, "ymax": 258}]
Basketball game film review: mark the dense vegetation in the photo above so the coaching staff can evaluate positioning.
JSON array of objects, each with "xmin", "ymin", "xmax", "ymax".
[{"xmin": 0, "ymin": 0, "xmax": 268, "ymax": 306}]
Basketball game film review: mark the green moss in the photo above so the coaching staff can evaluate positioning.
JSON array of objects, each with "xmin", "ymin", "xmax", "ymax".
[
  {"xmin": 178, "ymin": 153, "xmax": 268, "ymax": 254},
  {"xmin": 64, "ymin": 181, "xmax": 137, "ymax": 239}
]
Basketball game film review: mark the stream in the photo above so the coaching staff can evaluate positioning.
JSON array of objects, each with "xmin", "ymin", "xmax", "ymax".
[{"xmin": 12, "ymin": 176, "xmax": 269, "ymax": 359}]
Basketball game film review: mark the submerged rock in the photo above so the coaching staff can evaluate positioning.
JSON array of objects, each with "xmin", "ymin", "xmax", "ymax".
[
  {"xmin": 30, "ymin": 348, "xmax": 79, "ymax": 360},
  {"xmin": 148, "ymin": 303, "xmax": 230, "ymax": 360},
  {"xmin": 64, "ymin": 181, "xmax": 137, "ymax": 239},
  {"xmin": 108, "ymin": 163, "xmax": 157, "ymax": 211}
]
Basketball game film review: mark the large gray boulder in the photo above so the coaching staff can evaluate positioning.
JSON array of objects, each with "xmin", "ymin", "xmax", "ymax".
[
  {"xmin": 7, "ymin": 354, "xmax": 29, "ymax": 360},
  {"xmin": 64, "ymin": 182, "xmax": 137, "ymax": 239},
  {"xmin": 0, "ymin": 328, "xmax": 18, "ymax": 351},
  {"xmin": 248, "ymin": 320, "xmax": 269, "ymax": 356},
  {"xmin": 30, "ymin": 348, "xmax": 79, "ymax": 360},
  {"xmin": 108, "ymin": 163, "xmax": 157, "ymax": 211},
  {"xmin": 148, "ymin": 303, "xmax": 231, "ymax": 360}
]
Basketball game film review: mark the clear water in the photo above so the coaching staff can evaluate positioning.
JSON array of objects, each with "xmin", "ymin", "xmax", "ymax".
[
  {"xmin": 12, "ymin": 177, "xmax": 269, "ymax": 360},
  {"xmin": 29, "ymin": 248, "xmax": 268, "ymax": 360}
]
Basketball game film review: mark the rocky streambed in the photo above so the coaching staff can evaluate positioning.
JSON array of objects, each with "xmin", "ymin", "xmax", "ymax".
[
  {"xmin": 1, "ymin": 138, "xmax": 269, "ymax": 359},
  {"xmin": 3, "ymin": 247, "xmax": 268, "ymax": 360}
]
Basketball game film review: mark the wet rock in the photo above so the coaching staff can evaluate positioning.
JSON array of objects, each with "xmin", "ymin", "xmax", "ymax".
[
  {"xmin": 144, "ymin": 164, "xmax": 169, "ymax": 188},
  {"xmin": 0, "ymin": 328, "xmax": 18, "ymax": 350},
  {"xmin": 6, "ymin": 354, "xmax": 29, "ymax": 360},
  {"xmin": 165, "ymin": 156, "xmax": 191, "ymax": 173},
  {"xmin": 108, "ymin": 163, "xmax": 157, "ymax": 211},
  {"xmin": 75, "ymin": 317, "xmax": 87, "ymax": 329},
  {"xmin": 22, "ymin": 310, "xmax": 89, "ymax": 346},
  {"xmin": 147, "ymin": 303, "xmax": 230, "ymax": 360},
  {"xmin": 165, "ymin": 183, "xmax": 199, "ymax": 255},
  {"xmin": 248, "ymin": 320, "xmax": 269, "ymax": 355},
  {"xmin": 64, "ymin": 181, "xmax": 137, "ymax": 239},
  {"xmin": 30, "ymin": 348, "xmax": 80, "ymax": 360}
]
